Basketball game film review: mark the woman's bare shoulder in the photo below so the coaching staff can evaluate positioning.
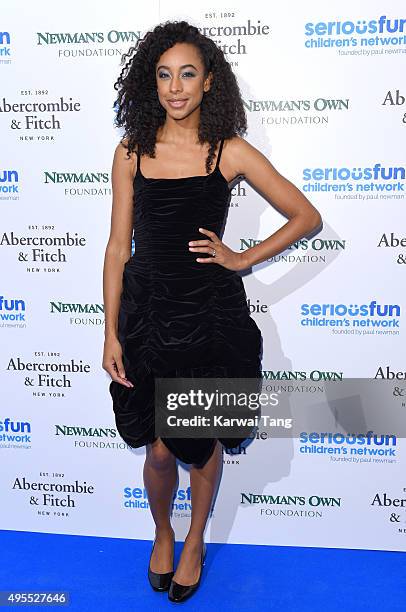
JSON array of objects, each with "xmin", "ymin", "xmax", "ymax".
[
  {"xmin": 113, "ymin": 138, "xmax": 137, "ymax": 180},
  {"xmin": 222, "ymin": 136, "xmax": 255, "ymax": 179},
  {"xmin": 224, "ymin": 135, "xmax": 254, "ymax": 154},
  {"xmin": 117, "ymin": 136, "xmax": 139, "ymax": 155},
  {"xmin": 223, "ymin": 135, "xmax": 269, "ymax": 178}
]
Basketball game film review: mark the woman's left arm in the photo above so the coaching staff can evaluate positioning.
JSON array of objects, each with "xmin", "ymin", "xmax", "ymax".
[
  {"xmin": 232, "ymin": 136, "xmax": 322, "ymax": 269},
  {"xmin": 190, "ymin": 136, "xmax": 323, "ymax": 271}
]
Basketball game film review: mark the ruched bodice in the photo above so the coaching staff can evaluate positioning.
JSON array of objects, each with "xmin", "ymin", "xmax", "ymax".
[
  {"xmin": 131, "ymin": 162, "xmax": 230, "ymax": 262},
  {"xmin": 109, "ymin": 138, "xmax": 263, "ymax": 465}
]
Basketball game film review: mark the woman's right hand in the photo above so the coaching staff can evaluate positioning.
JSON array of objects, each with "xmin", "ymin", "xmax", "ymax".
[{"xmin": 102, "ymin": 335, "xmax": 134, "ymax": 388}]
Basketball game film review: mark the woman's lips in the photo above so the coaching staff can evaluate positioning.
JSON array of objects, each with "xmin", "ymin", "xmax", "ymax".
[{"xmin": 167, "ymin": 99, "xmax": 188, "ymax": 108}]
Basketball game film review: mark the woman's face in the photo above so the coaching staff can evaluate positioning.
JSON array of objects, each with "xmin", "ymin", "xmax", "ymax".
[{"xmin": 155, "ymin": 42, "xmax": 212, "ymax": 119}]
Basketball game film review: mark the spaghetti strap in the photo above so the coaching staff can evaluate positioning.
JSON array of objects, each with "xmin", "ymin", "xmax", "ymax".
[
  {"xmin": 215, "ymin": 138, "xmax": 224, "ymax": 169},
  {"xmin": 135, "ymin": 145, "xmax": 141, "ymax": 174}
]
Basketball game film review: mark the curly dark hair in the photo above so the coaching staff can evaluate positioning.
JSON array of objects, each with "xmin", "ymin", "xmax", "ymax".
[{"xmin": 113, "ymin": 20, "xmax": 247, "ymax": 174}]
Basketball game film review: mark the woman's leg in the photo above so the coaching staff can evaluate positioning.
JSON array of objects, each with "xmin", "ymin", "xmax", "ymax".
[
  {"xmin": 144, "ymin": 437, "xmax": 178, "ymax": 572},
  {"xmin": 172, "ymin": 440, "xmax": 223, "ymax": 584}
]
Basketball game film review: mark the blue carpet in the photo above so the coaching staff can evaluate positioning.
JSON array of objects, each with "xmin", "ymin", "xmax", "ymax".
[{"xmin": 0, "ymin": 530, "xmax": 405, "ymax": 611}]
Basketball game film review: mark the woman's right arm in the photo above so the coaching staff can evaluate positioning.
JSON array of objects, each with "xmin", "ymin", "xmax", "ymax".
[{"xmin": 102, "ymin": 140, "xmax": 135, "ymax": 388}]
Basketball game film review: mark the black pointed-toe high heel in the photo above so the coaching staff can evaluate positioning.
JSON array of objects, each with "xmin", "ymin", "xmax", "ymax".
[
  {"xmin": 168, "ymin": 541, "xmax": 207, "ymax": 603},
  {"xmin": 147, "ymin": 536, "xmax": 175, "ymax": 592}
]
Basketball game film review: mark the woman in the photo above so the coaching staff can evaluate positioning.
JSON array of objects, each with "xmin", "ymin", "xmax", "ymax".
[{"xmin": 102, "ymin": 20, "xmax": 322, "ymax": 603}]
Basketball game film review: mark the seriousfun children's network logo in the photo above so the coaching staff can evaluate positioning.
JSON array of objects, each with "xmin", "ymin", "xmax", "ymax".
[
  {"xmin": 0, "ymin": 169, "xmax": 19, "ymax": 200},
  {"xmin": 304, "ymin": 15, "xmax": 406, "ymax": 54},
  {"xmin": 0, "ymin": 295, "xmax": 26, "ymax": 328},
  {"xmin": 299, "ymin": 431, "xmax": 398, "ymax": 464},
  {"xmin": 300, "ymin": 300, "xmax": 401, "ymax": 336},
  {"xmin": 0, "ymin": 417, "xmax": 32, "ymax": 449},
  {"xmin": 302, "ymin": 163, "xmax": 405, "ymax": 201},
  {"xmin": 0, "ymin": 30, "xmax": 11, "ymax": 63},
  {"xmin": 123, "ymin": 485, "xmax": 192, "ymax": 517}
]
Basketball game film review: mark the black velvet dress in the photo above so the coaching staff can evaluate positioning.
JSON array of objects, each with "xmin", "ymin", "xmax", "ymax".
[{"xmin": 109, "ymin": 138, "xmax": 263, "ymax": 466}]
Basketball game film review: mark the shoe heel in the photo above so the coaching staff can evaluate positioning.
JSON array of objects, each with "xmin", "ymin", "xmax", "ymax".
[{"xmin": 148, "ymin": 536, "xmax": 175, "ymax": 592}]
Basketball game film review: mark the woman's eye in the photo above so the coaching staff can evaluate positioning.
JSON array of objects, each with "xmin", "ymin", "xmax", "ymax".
[{"xmin": 158, "ymin": 71, "xmax": 195, "ymax": 79}]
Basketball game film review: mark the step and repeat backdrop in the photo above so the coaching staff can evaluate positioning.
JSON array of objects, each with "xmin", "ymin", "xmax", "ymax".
[{"xmin": 1, "ymin": 1, "xmax": 405, "ymax": 552}]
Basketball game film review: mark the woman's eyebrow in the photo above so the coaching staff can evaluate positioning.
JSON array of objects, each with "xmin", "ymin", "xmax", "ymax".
[{"xmin": 156, "ymin": 64, "xmax": 198, "ymax": 71}]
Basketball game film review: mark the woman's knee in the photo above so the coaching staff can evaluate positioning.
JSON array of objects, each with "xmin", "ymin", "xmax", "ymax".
[{"xmin": 146, "ymin": 438, "xmax": 175, "ymax": 470}]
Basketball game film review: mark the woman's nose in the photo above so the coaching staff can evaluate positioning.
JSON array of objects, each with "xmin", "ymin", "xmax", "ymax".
[{"xmin": 169, "ymin": 76, "xmax": 183, "ymax": 93}]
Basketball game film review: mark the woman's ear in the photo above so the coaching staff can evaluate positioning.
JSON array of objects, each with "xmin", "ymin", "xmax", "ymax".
[{"xmin": 204, "ymin": 71, "xmax": 213, "ymax": 93}]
